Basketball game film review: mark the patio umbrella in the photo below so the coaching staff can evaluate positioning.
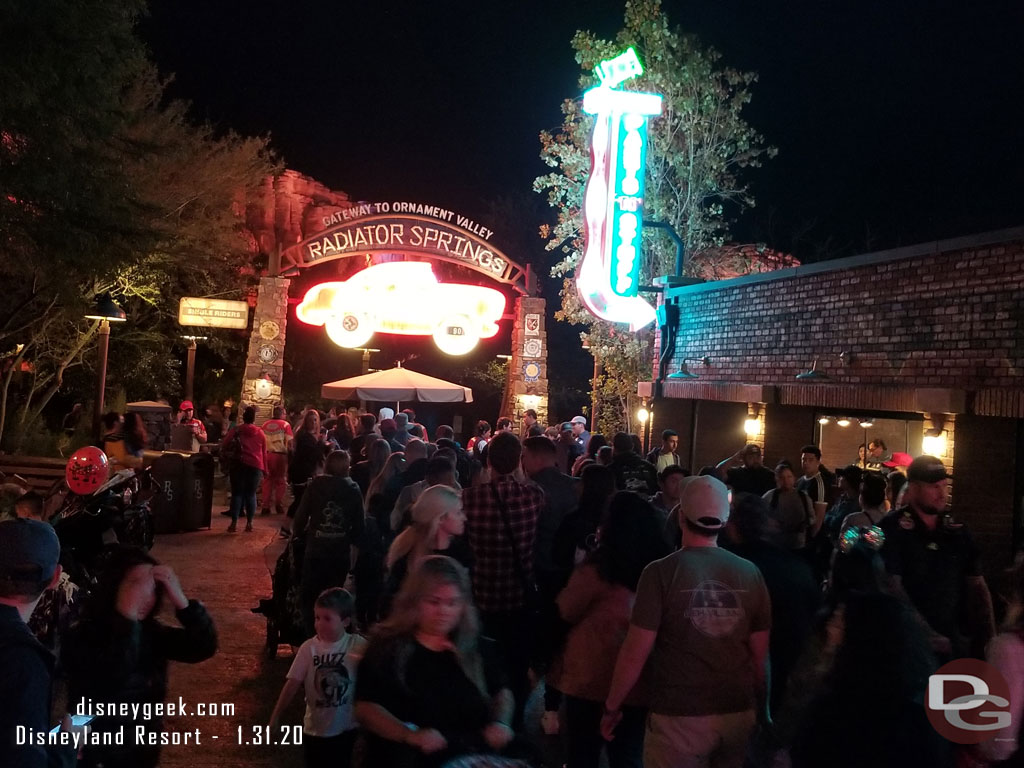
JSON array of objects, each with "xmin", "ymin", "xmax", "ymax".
[{"xmin": 321, "ymin": 365, "xmax": 473, "ymax": 405}]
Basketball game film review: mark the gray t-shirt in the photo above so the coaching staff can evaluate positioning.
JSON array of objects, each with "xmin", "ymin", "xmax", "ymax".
[{"xmin": 631, "ymin": 547, "xmax": 771, "ymax": 716}]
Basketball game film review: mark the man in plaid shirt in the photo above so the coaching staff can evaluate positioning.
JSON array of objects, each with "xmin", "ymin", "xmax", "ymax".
[{"xmin": 462, "ymin": 431, "xmax": 545, "ymax": 726}]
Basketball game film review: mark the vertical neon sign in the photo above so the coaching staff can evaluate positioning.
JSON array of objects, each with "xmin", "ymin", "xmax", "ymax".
[{"xmin": 577, "ymin": 48, "xmax": 662, "ymax": 330}]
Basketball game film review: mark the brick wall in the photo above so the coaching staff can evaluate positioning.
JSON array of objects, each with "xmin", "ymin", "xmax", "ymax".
[{"xmin": 665, "ymin": 234, "xmax": 1024, "ymax": 389}]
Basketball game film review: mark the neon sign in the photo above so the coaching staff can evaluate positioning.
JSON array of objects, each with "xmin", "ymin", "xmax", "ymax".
[
  {"xmin": 296, "ymin": 262, "xmax": 506, "ymax": 356},
  {"xmin": 577, "ymin": 49, "xmax": 662, "ymax": 330}
]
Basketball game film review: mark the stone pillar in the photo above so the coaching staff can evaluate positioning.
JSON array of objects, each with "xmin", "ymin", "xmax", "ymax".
[
  {"xmin": 239, "ymin": 276, "xmax": 291, "ymax": 423},
  {"xmin": 500, "ymin": 296, "xmax": 549, "ymax": 428}
]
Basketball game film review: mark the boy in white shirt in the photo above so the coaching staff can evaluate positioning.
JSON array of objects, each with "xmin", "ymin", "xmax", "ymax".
[{"xmin": 270, "ymin": 588, "xmax": 366, "ymax": 767}]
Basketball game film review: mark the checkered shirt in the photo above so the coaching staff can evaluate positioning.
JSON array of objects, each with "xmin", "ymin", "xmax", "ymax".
[{"xmin": 462, "ymin": 475, "xmax": 544, "ymax": 614}]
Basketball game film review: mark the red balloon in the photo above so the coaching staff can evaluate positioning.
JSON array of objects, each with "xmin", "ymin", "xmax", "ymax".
[{"xmin": 66, "ymin": 446, "xmax": 109, "ymax": 495}]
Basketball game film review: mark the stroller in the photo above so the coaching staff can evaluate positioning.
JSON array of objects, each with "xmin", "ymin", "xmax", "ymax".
[{"xmin": 253, "ymin": 532, "xmax": 307, "ymax": 658}]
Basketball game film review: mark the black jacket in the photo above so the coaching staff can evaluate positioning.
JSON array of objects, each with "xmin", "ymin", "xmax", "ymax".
[
  {"xmin": 0, "ymin": 603, "xmax": 75, "ymax": 768},
  {"xmin": 63, "ymin": 600, "xmax": 217, "ymax": 768}
]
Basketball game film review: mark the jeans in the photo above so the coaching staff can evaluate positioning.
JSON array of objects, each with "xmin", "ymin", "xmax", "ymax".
[
  {"xmin": 229, "ymin": 465, "xmax": 262, "ymax": 524},
  {"xmin": 303, "ymin": 729, "xmax": 356, "ymax": 768},
  {"xmin": 565, "ymin": 695, "xmax": 645, "ymax": 768}
]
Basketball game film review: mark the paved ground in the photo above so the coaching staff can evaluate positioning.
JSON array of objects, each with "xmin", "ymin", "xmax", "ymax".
[
  {"xmin": 149, "ymin": 501, "xmax": 564, "ymax": 767},
  {"xmin": 155, "ymin": 508, "xmax": 304, "ymax": 768}
]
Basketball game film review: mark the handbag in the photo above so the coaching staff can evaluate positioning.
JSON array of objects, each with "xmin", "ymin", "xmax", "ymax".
[{"xmin": 488, "ymin": 482, "xmax": 542, "ymax": 615}]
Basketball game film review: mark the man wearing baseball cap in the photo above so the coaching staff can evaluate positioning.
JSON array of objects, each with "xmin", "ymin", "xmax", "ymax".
[
  {"xmin": 569, "ymin": 415, "xmax": 591, "ymax": 449},
  {"xmin": 0, "ymin": 518, "xmax": 75, "ymax": 766},
  {"xmin": 602, "ymin": 476, "xmax": 771, "ymax": 767},
  {"xmin": 716, "ymin": 443, "xmax": 776, "ymax": 496},
  {"xmin": 878, "ymin": 455, "xmax": 995, "ymax": 659},
  {"xmin": 176, "ymin": 399, "xmax": 207, "ymax": 445}
]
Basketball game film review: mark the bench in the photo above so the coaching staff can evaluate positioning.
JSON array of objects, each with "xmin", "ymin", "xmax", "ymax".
[{"xmin": 0, "ymin": 455, "xmax": 68, "ymax": 494}]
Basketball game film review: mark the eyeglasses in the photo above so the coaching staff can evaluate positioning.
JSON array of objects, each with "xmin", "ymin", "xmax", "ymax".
[{"xmin": 839, "ymin": 525, "xmax": 885, "ymax": 554}]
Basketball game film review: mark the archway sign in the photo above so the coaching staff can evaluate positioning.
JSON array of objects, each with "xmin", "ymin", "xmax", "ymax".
[
  {"xmin": 285, "ymin": 202, "xmax": 534, "ymax": 296},
  {"xmin": 240, "ymin": 199, "xmax": 548, "ymax": 428}
]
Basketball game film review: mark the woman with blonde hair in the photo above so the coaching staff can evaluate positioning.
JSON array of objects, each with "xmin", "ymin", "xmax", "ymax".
[
  {"xmin": 384, "ymin": 486, "xmax": 472, "ymax": 609},
  {"xmin": 287, "ymin": 409, "xmax": 326, "ymax": 518},
  {"xmin": 352, "ymin": 437, "xmax": 391, "ymax": 496},
  {"xmin": 355, "ymin": 556, "xmax": 531, "ymax": 768}
]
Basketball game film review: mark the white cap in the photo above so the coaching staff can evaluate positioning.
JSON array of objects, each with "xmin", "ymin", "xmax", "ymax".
[
  {"xmin": 378, "ymin": 407, "xmax": 395, "ymax": 421},
  {"xmin": 679, "ymin": 475, "xmax": 730, "ymax": 531},
  {"xmin": 570, "ymin": 415, "xmax": 587, "ymax": 425}
]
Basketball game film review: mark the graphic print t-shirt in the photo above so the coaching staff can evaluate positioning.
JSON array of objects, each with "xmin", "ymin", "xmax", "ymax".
[
  {"xmin": 631, "ymin": 547, "xmax": 771, "ymax": 717},
  {"xmin": 287, "ymin": 633, "xmax": 367, "ymax": 737}
]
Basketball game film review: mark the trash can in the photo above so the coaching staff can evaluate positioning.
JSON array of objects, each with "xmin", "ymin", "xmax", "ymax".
[
  {"xmin": 150, "ymin": 452, "xmax": 187, "ymax": 534},
  {"xmin": 181, "ymin": 452, "xmax": 214, "ymax": 531}
]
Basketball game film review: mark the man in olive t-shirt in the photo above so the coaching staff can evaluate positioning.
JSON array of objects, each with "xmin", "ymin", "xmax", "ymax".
[{"xmin": 602, "ymin": 476, "xmax": 771, "ymax": 768}]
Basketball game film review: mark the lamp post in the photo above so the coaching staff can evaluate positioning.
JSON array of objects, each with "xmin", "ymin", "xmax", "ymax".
[
  {"xmin": 354, "ymin": 348, "xmax": 380, "ymax": 412},
  {"xmin": 180, "ymin": 335, "xmax": 207, "ymax": 404},
  {"xmin": 84, "ymin": 294, "xmax": 126, "ymax": 438}
]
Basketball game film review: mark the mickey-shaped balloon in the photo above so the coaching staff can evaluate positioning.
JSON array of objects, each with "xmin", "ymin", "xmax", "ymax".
[{"xmin": 66, "ymin": 446, "xmax": 109, "ymax": 495}]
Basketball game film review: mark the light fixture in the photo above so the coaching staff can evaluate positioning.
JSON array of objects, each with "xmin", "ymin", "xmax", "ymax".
[
  {"xmin": 818, "ymin": 416, "xmax": 831, "ymax": 425},
  {"xmin": 923, "ymin": 429, "xmax": 947, "ymax": 457},
  {"xmin": 636, "ymin": 406, "xmax": 650, "ymax": 424},
  {"xmin": 667, "ymin": 356, "xmax": 709, "ymax": 380},
  {"xmin": 84, "ymin": 293, "xmax": 127, "ymax": 322},
  {"xmin": 836, "ymin": 417, "xmax": 851, "ymax": 428},
  {"xmin": 796, "ymin": 360, "xmax": 830, "ymax": 381},
  {"xmin": 744, "ymin": 418, "xmax": 760, "ymax": 437},
  {"xmin": 859, "ymin": 418, "xmax": 874, "ymax": 428},
  {"xmin": 668, "ymin": 362, "xmax": 699, "ymax": 379},
  {"xmin": 254, "ymin": 375, "xmax": 274, "ymax": 400}
]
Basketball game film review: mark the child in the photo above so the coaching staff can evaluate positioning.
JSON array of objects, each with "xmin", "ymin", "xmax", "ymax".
[{"xmin": 270, "ymin": 588, "xmax": 366, "ymax": 768}]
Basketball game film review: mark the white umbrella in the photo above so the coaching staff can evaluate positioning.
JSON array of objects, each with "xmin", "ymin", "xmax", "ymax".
[{"xmin": 321, "ymin": 365, "xmax": 473, "ymax": 406}]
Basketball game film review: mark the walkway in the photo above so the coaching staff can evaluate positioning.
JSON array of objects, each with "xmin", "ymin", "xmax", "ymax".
[{"xmin": 154, "ymin": 511, "xmax": 303, "ymax": 768}]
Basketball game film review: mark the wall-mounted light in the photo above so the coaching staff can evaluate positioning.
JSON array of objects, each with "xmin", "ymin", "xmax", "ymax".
[
  {"xmin": 744, "ymin": 403, "xmax": 763, "ymax": 437},
  {"xmin": 923, "ymin": 414, "xmax": 949, "ymax": 457},
  {"xmin": 796, "ymin": 359, "xmax": 830, "ymax": 381},
  {"xmin": 836, "ymin": 417, "xmax": 851, "ymax": 427},
  {"xmin": 636, "ymin": 405, "xmax": 650, "ymax": 424},
  {"xmin": 667, "ymin": 356, "xmax": 710, "ymax": 380}
]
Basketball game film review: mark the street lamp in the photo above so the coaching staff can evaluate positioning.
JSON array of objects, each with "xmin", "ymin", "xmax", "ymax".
[
  {"xmin": 84, "ymin": 294, "xmax": 126, "ymax": 438},
  {"xmin": 180, "ymin": 335, "xmax": 208, "ymax": 404}
]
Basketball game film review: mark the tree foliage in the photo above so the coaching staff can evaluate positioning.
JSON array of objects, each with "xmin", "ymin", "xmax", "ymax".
[
  {"xmin": 534, "ymin": 0, "xmax": 778, "ymax": 435},
  {"xmin": 0, "ymin": 0, "xmax": 279, "ymax": 450}
]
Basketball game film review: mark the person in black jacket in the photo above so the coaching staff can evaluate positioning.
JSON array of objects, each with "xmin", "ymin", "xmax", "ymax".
[
  {"xmin": 0, "ymin": 518, "xmax": 76, "ymax": 768},
  {"xmin": 63, "ymin": 546, "xmax": 217, "ymax": 768}
]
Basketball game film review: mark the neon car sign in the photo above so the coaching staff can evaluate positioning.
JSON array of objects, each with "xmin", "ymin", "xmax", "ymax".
[
  {"xmin": 577, "ymin": 49, "xmax": 662, "ymax": 330},
  {"xmin": 296, "ymin": 261, "xmax": 506, "ymax": 356}
]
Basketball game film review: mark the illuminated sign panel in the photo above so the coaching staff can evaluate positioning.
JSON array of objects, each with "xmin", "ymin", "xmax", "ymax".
[
  {"xmin": 577, "ymin": 54, "xmax": 662, "ymax": 330},
  {"xmin": 296, "ymin": 262, "xmax": 506, "ymax": 356},
  {"xmin": 178, "ymin": 298, "xmax": 249, "ymax": 329}
]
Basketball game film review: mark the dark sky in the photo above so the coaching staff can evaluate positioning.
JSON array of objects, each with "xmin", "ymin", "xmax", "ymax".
[{"xmin": 141, "ymin": 0, "xmax": 1024, "ymax": 262}]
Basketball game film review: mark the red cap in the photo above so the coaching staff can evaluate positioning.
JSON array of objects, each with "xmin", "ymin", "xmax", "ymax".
[
  {"xmin": 882, "ymin": 451, "xmax": 913, "ymax": 468},
  {"xmin": 180, "ymin": 400, "xmax": 194, "ymax": 411}
]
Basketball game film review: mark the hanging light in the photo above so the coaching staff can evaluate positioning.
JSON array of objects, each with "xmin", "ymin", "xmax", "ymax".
[
  {"xmin": 836, "ymin": 417, "xmax": 851, "ymax": 427},
  {"xmin": 859, "ymin": 418, "xmax": 874, "ymax": 428},
  {"xmin": 818, "ymin": 416, "xmax": 831, "ymax": 425}
]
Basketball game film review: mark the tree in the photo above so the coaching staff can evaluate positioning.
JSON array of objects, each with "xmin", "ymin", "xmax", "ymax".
[
  {"xmin": 534, "ymin": 0, "xmax": 781, "ymax": 434},
  {"xmin": 0, "ymin": 0, "xmax": 278, "ymax": 450}
]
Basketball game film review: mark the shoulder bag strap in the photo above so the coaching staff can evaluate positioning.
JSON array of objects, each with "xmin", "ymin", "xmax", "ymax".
[{"xmin": 489, "ymin": 480, "xmax": 534, "ymax": 596}]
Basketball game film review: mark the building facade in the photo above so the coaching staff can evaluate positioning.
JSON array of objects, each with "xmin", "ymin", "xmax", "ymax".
[{"xmin": 643, "ymin": 226, "xmax": 1024, "ymax": 575}]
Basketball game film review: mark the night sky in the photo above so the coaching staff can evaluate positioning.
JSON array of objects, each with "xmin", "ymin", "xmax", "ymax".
[
  {"xmin": 142, "ymin": 0, "xmax": 1024, "ymax": 261},
  {"xmin": 139, "ymin": 0, "xmax": 1024, "ymax": 415}
]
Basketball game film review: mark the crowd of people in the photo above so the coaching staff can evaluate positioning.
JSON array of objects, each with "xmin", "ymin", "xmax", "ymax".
[{"xmin": 1, "ymin": 402, "xmax": 1019, "ymax": 768}]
